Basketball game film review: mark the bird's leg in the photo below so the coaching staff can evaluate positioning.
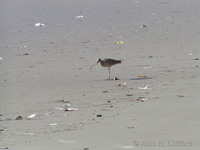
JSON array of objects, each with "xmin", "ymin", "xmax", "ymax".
[{"xmin": 108, "ymin": 67, "xmax": 111, "ymax": 80}]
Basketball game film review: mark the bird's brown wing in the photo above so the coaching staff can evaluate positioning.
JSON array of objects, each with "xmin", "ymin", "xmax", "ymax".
[{"xmin": 102, "ymin": 58, "xmax": 121, "ymax": 67}]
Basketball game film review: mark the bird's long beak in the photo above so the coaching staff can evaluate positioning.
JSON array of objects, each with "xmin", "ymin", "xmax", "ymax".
[{"xmin": 89, "ymin": 62, "xmax": 98, "ymax": 70}]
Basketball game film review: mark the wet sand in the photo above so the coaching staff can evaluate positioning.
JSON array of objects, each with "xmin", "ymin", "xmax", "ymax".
[{"xmin": 1, "ymin": 0, "xmax": 200, "ymax": 149}]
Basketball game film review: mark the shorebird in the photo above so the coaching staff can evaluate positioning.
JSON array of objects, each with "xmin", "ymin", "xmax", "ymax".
[{"xmin": 89, "ymin": 58, "xmax": 122, "ymax": 80}]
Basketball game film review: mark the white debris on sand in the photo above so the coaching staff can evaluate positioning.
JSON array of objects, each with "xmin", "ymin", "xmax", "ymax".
[
  {"xmin": 35, "ymin": 23, "xmax": 45, "ymax": 27},
  {"xmin": 27, "ymin": 113, "xmax": 36, "ymax": 119}
]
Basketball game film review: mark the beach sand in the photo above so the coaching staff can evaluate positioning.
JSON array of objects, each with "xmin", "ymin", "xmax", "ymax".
[{"xmin": 1, "ymin": 0, "xmax": 200, "ymax": 149}]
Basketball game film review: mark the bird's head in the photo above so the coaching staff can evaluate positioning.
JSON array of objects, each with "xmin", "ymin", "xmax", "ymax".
[
  {"xmin": 89, "ymin": 58, "xmax": 102, "ymax": 70},
  {"xmin": 96, "ymin": 58, "xmax": 102, "ymax": 64}
]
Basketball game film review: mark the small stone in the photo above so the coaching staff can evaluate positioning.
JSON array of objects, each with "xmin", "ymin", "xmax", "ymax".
[
  {"xmin": 16, "ymin": 116, "xmax": 23, "ymax": 120},
  {"xmin": 112, "ymin": 77, "xmax": 119, "ymax": 80},
  {"xmin": 177, "ymin": 95, "xmax": 184, "ymax": 98},
  {"xmin": 140, "ymin": 24, "xmax": 147, "ymax": 28},
  {"xmin": 127, "ymin": 127, "xmax": 135, "ymax": 129}
]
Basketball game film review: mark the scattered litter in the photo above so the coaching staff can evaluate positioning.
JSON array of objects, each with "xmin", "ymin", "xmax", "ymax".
[
  {"xmin": 194, "ymin": 58, "xmax": 199, "ymax": 60},
  {"xmin": 64, "ymin": 113, "xmax": 69, "ymax": 116},
  {"xmin": 138, "ymin": 75, "xmax": 148, "ymax": 78},
  {"xmin": 102, "ymin": 90, "xmax": 109, "ymax": 93},
  {"xmin": 27, "ymin": 113, "xmax": 36, "ymax": 119},
  {"xmin": 79, "ymin": 123, "xmax": 84, "ymax": 127},
  {"xmin": 116, "ymin": 41, "xmax": 125, "ymax": 44},
  {"xmin": 112, "ymin": 77, "xmax": 119, "ymax": 80},
  {"xmin": 126, "ymin": 94, "xmax": 133, "ymax": 96},
  {"xmin": 96, "ymin": 114, "xmax": 102, "ymax": 117},
  {"xmin": 16, "ymin": 116, "xmax": 23, "ymax": 120},
  {"xmin": 63, "ymin": 103, "xmax": 70, "ymax": 107},
  {"xmin": 75, "ymin": 15, "xmax": 86, "ymax": 19},
  {"xmin": 54, "ymin": 99, "xmax": 70, "ymax": 103},
  {"xmin": 0, "ymin": 147, "xmax": 8, "ymax": 150},
  {"xmin": 118, "ymin": 82, "xmax": 126, "ymax": 87},
  {"xmin": 18, "ymin": 53, "xmax": 29, "ymax": 56},
  {"xmin": 130, "ymin": 97, "xmax": 148, "ymax": 102},
  {"xmin": 140, "ymin": 24, "xmax": 147, "ymax": 28},
  {"xmin": 138, "ymin": 85, "xmax": 152, "ymax": 90},
  {"xmin": 188, "ymin": 53, "xmax": 193, "ymax": 55},
  {"xmin": 83, "ymin": 148, "xmax": 89, "ymax": 150},
  {"xmin": 126, "ymin": 127, "xmax": 135, "ymax": 129},
  {"xmin": 137, "ymin": 97, "xmax": 148, "ymax": 102},
  {"xmin": 148, "ymin": 56, "xmax": 153, "ymax": 58},
  {"xmin": 0, "ymin": 57, "xmax": 3, "ymax": 60},
  {"xmin": 55, "ymin": 107, "xmax": 64, "ymax": 110},
  {"xmin": 49, "ymin": 123, "xmax": 58, "ymax": 126},
  {"xmin": 177, "ymin": 95, "xmax": 184, "ymax": 98},
  {"xmin": 54, "ymin": 100, "xmax": 71, "ymax": 108},
  {"xmin": 35, "ymin": 23, "xmax": 45, "ymax": 27},
  {"xmin": 65, "ymin": 108, "xmax": 78, "ymax": 111}
]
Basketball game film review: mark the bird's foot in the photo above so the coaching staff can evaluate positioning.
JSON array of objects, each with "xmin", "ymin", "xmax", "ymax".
[
  {"xmin": 105, "ymin": 77, "xmax": 119, "ymax": 81},
  {"xmin": 105, "ymin": 78, "xmax": 111, "ymax": 81}
]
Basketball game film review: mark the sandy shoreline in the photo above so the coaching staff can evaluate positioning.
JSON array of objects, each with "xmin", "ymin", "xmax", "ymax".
[{"xmin": 1, "ymin": 0, "xmax": 200, "ymax": 149}]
